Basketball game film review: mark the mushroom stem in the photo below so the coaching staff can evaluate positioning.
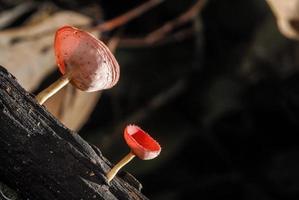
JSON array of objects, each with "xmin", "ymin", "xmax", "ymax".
[
  {"xmin": 35, "ymin": 73, "xmax": 71, "ymax": 105},
  {"xmin": 106, "ymin": 152, "xmax": 136, "ymax": 183}
]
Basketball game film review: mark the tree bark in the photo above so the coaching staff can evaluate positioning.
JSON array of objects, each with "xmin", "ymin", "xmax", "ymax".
[{"xmin": 0, "ymin": 65, "xmax": 147, "ymax": 200}]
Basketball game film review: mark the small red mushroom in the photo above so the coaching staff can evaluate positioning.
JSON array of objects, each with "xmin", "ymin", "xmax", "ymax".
[
  {"xmin": 35, "ymin": 25, "xmax": 120, "ymax": 104},
  {"xmin": 106, "ymin": 125, "xmax": 161, "ymax": 183}
]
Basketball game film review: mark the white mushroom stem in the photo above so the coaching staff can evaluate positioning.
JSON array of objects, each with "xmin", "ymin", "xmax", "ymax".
[
  {"xmin": 35, "ymin": 73, "xmax": 71, "ymax": 105},
  {"xmin": 106, "ymin": 152, "xmax": 136, "ymax": 183}
]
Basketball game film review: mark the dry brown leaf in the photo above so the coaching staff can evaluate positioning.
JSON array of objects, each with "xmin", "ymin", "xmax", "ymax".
[
  {"xmin": 44, "ymin": 85, "xmax": 101, "ymax": 130},
  {"xmin": 0, "ymin": 11, "xmax": 102, "ymax": 131},
  {"xmin": 0, "ymin": 11, "xmax": 92, "ymax": 90},
  {"xmin": 266, "ymin": 0, "xmax": 299, "ymax": 40}
]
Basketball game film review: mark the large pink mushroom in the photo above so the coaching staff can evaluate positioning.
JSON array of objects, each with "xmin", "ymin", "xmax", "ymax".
[{"xmin": 36, "ymin": 25, "xmax": 120, "ymax": 104}]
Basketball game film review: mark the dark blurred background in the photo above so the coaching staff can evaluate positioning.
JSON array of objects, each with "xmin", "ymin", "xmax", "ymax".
[{"xmin": 1, "ymin": 0, "xmax": 299, "ymax": 199}]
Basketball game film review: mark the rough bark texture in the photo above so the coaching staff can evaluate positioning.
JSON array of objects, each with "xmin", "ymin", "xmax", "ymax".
[{"xmin": 0, "ymin": 65, "xmax": 147, "ymax": 200}]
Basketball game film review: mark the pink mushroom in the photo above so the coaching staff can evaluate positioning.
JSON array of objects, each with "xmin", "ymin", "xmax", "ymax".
[
  {"xmin": 36, "ymin": 25, "xmax": 119, "ymax": 104},
  {"xmin": 106, "ymin": 125, "xmax": 161, "ymax": 183}
]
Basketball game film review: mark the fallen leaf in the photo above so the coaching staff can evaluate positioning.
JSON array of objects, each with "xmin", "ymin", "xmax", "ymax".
[{"xmin": 0, "ymin": 11, "xmax": 102, "ymax": 131}]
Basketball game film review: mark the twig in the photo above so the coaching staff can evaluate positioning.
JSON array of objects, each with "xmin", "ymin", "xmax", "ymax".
[
  {"xmin": 117, "ymin": 0, "xmax": 206, "ymax": 47},
  {"xmin": 93, "ymin": 0, "xmax": 165, "ymax": 32},
  {"xmin": 7, "ymin": 0, "xmax": 164, "ymax": 42},
  {"xmin": 145, "ymin": 0, "xmax": 206, "ymax": 43},
  {"xmin": 119, "ymin": 26, "xmax": 196, "ymax": 47},
  {"xmin": 161, "ymin": 27, "xmax": 195, "ymax": 43}
]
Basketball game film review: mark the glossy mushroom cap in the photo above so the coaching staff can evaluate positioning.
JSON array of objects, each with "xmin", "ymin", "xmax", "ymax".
[
  {"xmin": 124, "ymin": 125, "xmax": 161, "ymax": 160},
  {"xmin": 54, "ymin": 25, "xmax": 120, "ymax": 92}
]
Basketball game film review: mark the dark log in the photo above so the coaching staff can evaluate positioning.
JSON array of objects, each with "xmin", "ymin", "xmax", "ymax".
[{"xmin": 0, "ymin": 65, "xmax": 147, "ymax": 200}]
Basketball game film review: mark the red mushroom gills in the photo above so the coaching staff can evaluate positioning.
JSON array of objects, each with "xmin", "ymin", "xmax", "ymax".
[{"xmin": 124, "ymin": 125, "xmax": 161, "ymax": 160}]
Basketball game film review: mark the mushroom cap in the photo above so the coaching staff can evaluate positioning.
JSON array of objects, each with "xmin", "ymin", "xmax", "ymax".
[
  {"xmin": 124, "ymin": 125, "xmax": 161, "ymax": 160},
  {"xmin": 54, "ymin": 25, "xmax": 120, "ymax": 92}
]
